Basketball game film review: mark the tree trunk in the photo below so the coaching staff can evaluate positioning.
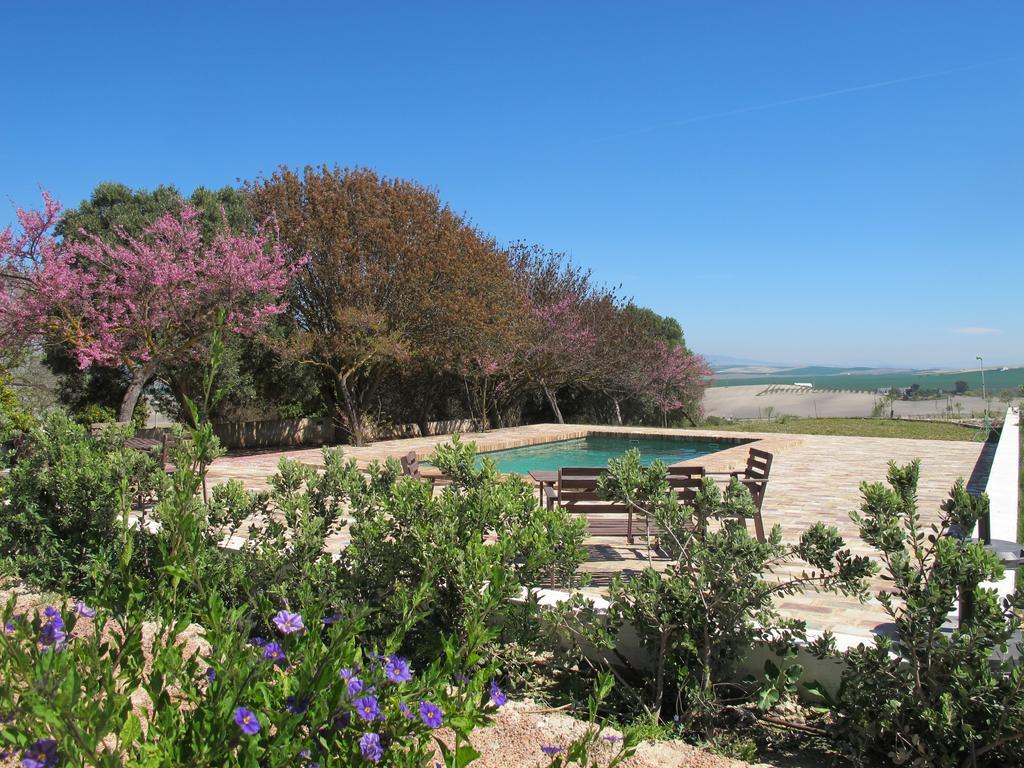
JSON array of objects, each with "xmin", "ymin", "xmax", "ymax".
[
  {"xmin": 118, "ymin": 363, "xmax": 156, "ymax": 424},
  {"xmin": 678, "ymin": 409, "xmax": 698, "ymax": 427},
  {"xmin": 542, "ymin": 384, "xmax": 564, "ymax": 424},
  {"xmin": 612, "ymin": 397, "xmax": 623, "ymax": 426},
  {"xmin": 337, "ymin": 373, "xmax": 367, "ymax": 446}
]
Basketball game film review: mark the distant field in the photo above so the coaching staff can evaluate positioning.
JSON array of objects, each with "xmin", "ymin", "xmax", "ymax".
[
  {"xmin": 713, "ymin": 367, "xmax": 1024, "ymax": 392},
  {"xmin": 702, "ymin": 417, "xmax": 985, "ymax": 442}
]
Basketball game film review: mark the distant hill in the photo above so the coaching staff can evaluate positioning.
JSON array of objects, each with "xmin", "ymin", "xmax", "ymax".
[{"xmin": 703, "ymin": 354, "xmax": 795, "ymax": 370}]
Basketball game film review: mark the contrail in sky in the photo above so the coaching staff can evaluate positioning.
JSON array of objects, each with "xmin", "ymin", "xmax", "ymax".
[{"xmin": 589, "ymin": 57, "xmax": 1015, "ymax": 143}]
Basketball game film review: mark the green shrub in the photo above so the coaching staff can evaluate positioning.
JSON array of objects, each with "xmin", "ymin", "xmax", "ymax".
[
  {"xmin": 341, "ymin": 436, "xmax": 588, "ymax": 660},
  {"xmin": 0, "ymin": 423, "xmax": 634, "ymax": 767},
  {"xmin": 563, "ymin": 449, "xmax": 874, "ymax": 732},
  {"xmin": 197, "ymin": 450, "xmax": 362, "ymax": 631},
  {"xmin": 0, "ymin": 435, "xmax": 503, "ymax": 767},
  {"xmin": 0, "ymin": 412, "xmax": 163, "ymax": 595},
  {"xmin": 823, "ymin": 462, "xmax": 1024, "ymax": 767},
  {"xmin": 0, "ymin": 374, "xmax": 34, "ymax": 434}
]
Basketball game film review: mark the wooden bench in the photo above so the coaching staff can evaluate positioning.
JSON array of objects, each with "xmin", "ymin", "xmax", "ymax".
[
  {"xmin": 544, "ymin": 467, "xmax": 641, "ymax": 542},
  {"xmin": 92, "ymin": 424, "xmax": 182, "ymax": 474}
]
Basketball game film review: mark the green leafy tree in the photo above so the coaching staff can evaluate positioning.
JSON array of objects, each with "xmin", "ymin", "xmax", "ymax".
[{"xmin": 246, "ymin": 165, "xmax": 519, "ymax": 444}]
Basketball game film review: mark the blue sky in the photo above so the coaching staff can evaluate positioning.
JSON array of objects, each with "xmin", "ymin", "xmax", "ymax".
[{"xmin": 2, "ymin": 2, "xmax": 1021, "ymax": 368}]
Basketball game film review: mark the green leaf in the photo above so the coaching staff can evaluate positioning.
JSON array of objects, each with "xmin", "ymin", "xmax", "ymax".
[
  {"xmin": 757, "ymin": 687, "xmax": 780, "ymax": 711},
  {"xmin": 119, "ymin": 712, "xmax": 142, "ymax": 746},
  {"xmin": 160, "ymin": 564, "xmax": 190, "ymax": 581}
]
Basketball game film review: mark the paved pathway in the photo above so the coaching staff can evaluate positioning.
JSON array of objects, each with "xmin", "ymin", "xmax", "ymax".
[{"xmin": 207, "ymin": 423, "xmax": 986, "ymax": 639}]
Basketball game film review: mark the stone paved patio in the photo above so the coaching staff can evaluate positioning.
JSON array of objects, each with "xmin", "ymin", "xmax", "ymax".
[{"xmin": 206, "ymin": 423, "xmax": 987, "ymax": 639}]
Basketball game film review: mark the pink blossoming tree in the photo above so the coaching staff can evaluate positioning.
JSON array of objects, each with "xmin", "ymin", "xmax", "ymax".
[
  {"xmin": 643, "ymin": 340, "xmax": 712, "ymax": 426},
  {"xmin": 0, "ymin": 193, "xmax": 297, "ymax": 422}
]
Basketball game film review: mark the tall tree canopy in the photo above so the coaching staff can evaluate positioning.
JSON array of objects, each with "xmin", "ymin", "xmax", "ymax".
[{"xmin": 246, "ymin": 165, "xmax": 519, "ymax": 445}]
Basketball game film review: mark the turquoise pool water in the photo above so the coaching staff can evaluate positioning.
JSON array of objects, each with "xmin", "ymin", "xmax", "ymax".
[{"xmin": 477, "ymin": 434, "xmax": 748, "ymax": 475}]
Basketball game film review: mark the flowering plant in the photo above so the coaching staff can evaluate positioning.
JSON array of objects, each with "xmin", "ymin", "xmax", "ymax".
[
  {"xmin": 0, "ymin": 403, "xmax": 502, "ymax": 767},
  {"xmin": 0, "ymin": 591, "xmax": 503, "ymax": 766}
]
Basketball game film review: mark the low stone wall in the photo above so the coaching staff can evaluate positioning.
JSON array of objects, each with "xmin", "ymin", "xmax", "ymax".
[
  {"xmin": 981, "ymin": 405, "xmax": 1021, "ymax": 601},
  {"xmin": 211, "ymin": 417, "xmax": 485, "ymax": 449},
  {"xmin": 371, "ymin": 419, "xmax": 484, "ymax": 441},
  {"xmin": 213, "ymin": 417, "xmax": 336, "ymax": 449}
]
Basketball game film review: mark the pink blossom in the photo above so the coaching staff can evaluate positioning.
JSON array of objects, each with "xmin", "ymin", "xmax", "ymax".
[{"xmin": 0, "ymin": 194, "xmax": 303, "ymax": 375}]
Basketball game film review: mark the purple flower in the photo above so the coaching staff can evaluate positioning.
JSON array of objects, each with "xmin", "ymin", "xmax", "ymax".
[
  {"xmin": 333, "ymin": 712, "xmax": 351, "ymax": 729},
  {"xmin": 39, "ymin": 623, "xmax": 66, "ymax": 649},
  {"xmin": 541, "ymin": 746, "xmax": 564, "ymax": 755},
  {"xmin": 489, "ymin": 680, "xmax": 507, "ymax": 707},
  {"xmin": 384, "ymin": 655, "xmax": 412, "ymax": 683},
  {"xmin": 353, "ymin": 696, "xmax": 382, "ymax": 722},
  {"xmin": 22, "ymin": 738, "xmax": 58, "ymax": 768},
  {"xmin": 419, "ymin": 701, "xmax": 443, "ymax": 729},
  {"xmin": 205, "ymin": 667, "xmax": 216, "ymax": 684},
  {"xmin": 248, "ymin": 636, "xmax": 267, "ymax": 648},
  {"xmin": 323, "ymin": 613, "xmax": 342, "ymax": 625},
  {"xmin": 263, "ymin": 641, "xmax": 286, "ymax": 664},
  {"xmin": 39, "ymin": 609, "xmax": 66, "ymax": 650},
  {"xmin": 234, "ymin": 707, "xmax": 260, "ymax": 735},
  {"xmin": 286, "ymin": 696, "xmax": 309, "ymax": 715},
  {"xmin": 339, "ymin": 668, "xmax": 365, "ymax": 696},
  {"xmin": 74, "ymin": 602, "xmax": 95, "ymax": 618},
  {"xmin": 399, "ymin": 701, "xmax": 414, "ymax": 720},
  {"xmin": 273, "ymin": 610, "xmax": 304, "ymax": 635},
  {"xmin": 359, "ymin": 732, "xmax": 383, "ymax": 763},
  {"xmin": 3, "ymin": 621, "xmax": 15, "ymax": 635},
  {"xmin": 603, "ymin": 734, "xmax": 623, "ymax": 743}
]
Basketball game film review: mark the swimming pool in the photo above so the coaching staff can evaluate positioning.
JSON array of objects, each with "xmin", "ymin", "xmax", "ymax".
[{"xmin": 477, "ymin": 434, "xmax": 749, "ymax": 475}]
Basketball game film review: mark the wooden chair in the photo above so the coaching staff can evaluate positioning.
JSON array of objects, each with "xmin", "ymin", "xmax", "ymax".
[
  {"xmin": 707, "ymin": 448, "xmax": 773, "ymax": 542},
  {"xmin": 399, "ymin": 451, "xmax": 450, "ymax": 488}
]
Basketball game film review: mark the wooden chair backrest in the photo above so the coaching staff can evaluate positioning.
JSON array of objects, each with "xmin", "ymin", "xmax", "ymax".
[
  {"xmin": 743, "ymin": 448, "xmax": 773, "ymax": 481},
  {"xmin": 400, "ymin": 451, "xmax": 422, "ymax": 480},
  {"xmin": 666, "ymin": 465, "xmax": 706, "ymax": 505},
  {"xmin": 739, "ymin": 449, "xmax": 773, "ymax": 510}
]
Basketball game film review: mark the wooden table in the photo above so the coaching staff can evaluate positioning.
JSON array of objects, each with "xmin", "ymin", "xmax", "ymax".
[{"xmin": 528, "ymin": 470, "xmax": 558, "ymax": 506}]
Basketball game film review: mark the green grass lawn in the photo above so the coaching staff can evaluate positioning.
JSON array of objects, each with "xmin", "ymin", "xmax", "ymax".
[{"xmin": 701, "ymin": 417, "xmax": 986, "ymax": 442}]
